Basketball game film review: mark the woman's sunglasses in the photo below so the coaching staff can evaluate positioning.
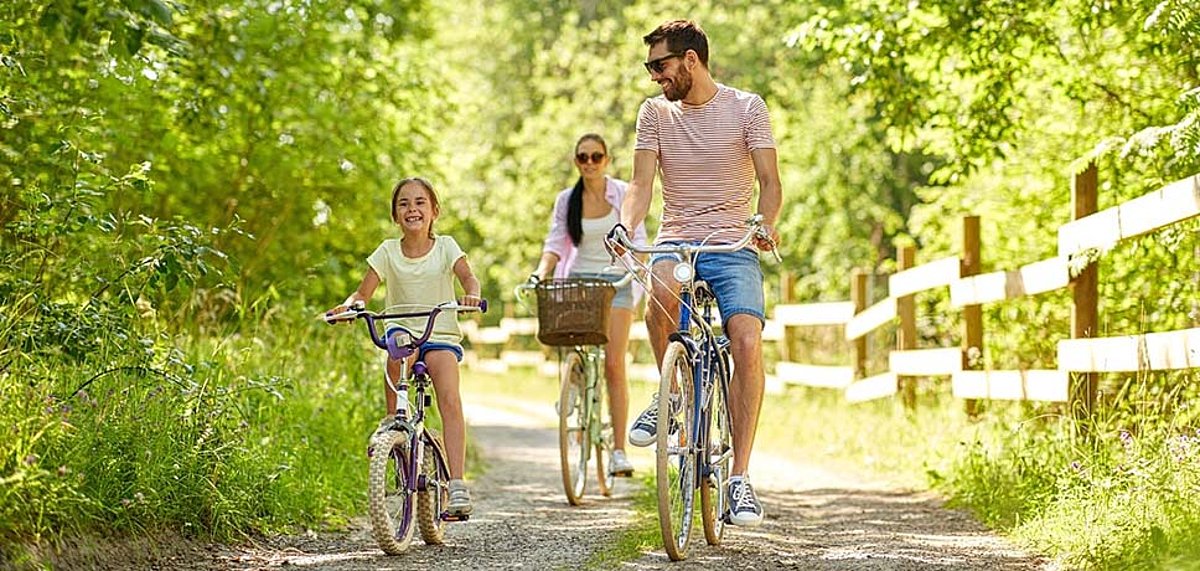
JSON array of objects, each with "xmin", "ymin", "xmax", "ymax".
[{"xmin": 575, "ymin": 152, "xmax": 606, "ymax": 164}]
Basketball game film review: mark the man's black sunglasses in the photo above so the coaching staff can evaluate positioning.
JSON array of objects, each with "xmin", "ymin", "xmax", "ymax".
[{"xmin": 643, "ymin": 52, "xmax": 684, "ymax": 74}]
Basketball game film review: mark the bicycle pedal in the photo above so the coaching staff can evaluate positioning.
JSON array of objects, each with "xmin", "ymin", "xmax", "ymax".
[
  {"xmin": 609, "ymin": 469, "xmax": 634, "ymax": 477},
  {"xmin": 441, "ymin": 513, "xmax": 470, "ymax": 522}
]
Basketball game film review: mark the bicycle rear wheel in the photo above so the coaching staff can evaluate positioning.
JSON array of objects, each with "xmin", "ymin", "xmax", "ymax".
[
  {"xmin": 558, "ymin": 350, "xmax": 589, "ymax": 505},
  {"xmin": 367, "ymin": 429, "xmax": 416, "ymax": 554},
  {"xmin": 700, "ymin": 368, "xmax": 733, "ymax": 545},
  {"xmin": 417, "ymin": 430, "xmax": 452, "ymax": 544},
  {"xmin": 656, "ymin": 341, "xmax": 697, "ymax": 561}
]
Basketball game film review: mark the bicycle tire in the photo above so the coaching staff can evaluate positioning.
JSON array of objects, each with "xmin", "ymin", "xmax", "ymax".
[
  {"xmin": 700, "ymin": 360, "xmax": 733, "ymax": 545},
  {"xmin": 416, "ymin": 429, "xmax": 451, "ymax": 544},
  {"xmin": 656, "ymin": 341, "xmax": 697, "ymax": 561},
  {"xmin": 558, "ymin": 350, "xmax": 588, "ymax": 505},
  {"xmin": 593, "ymin": 364, "xmax": 615, "ymax": 497},
  {"xmin": 367, "ymin": 429, "xmax": 416, "ymax": 554}
]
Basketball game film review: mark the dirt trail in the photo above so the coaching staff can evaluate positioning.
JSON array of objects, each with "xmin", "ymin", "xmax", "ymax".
[{"xmin": 183, "ymin": 394, "xmax": 1054, "ymax": 570}]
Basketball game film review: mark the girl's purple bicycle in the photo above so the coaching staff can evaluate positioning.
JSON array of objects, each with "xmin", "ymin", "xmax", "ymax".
[{"xmin": 325, "ymin": 300, "xmax": 486, "ymax": 554}]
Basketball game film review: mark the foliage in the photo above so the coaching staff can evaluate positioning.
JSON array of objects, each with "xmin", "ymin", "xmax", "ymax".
[{"xmin": 3, "ymin": 0, "xmax": 1200, "ymax": 566}]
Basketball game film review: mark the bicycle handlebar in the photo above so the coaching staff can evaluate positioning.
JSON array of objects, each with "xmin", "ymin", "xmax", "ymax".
[
  {"xmin": 605, "ymin": 214, "xmax": 779, "ymax": 261},
  {"xmin": 323, "ymin": 300, "xmax": 487, "ymax": 352}
]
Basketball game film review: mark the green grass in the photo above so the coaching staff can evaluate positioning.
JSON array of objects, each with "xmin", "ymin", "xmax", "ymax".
[
  {"xmin": 585, "ymin": 474, "xmax": 660, "ymax": 570},
  {"xmin": 941, "ymin": 415, "xmax": 1200, "ymax": 570},
  {"xmin": 741, "ymin": 386, "xmax": 1200, "ymax": 571},
  {"xmin": 0, "ymin": 307, "xmax": 393, "ymax": 563}
]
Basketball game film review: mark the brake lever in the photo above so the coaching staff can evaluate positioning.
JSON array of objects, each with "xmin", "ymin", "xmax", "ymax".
[{"xmin": 755, "ymin": 227, "xmax": 783, "ymax": 263}]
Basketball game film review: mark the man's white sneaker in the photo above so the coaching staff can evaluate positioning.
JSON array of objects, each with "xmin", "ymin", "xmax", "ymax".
[
  {"xmin": 628, "ymin": 402, "xmax": 659, "ymax": 447},
  {"xmin": 628, "ymin": 393, "xmax": 681, "ymax": 447},
  {"xmin": 726, "ymin": 477, "xmax": 764, "ymax": 527}
]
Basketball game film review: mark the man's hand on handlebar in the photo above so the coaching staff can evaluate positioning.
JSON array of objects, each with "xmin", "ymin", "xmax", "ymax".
[
  {"xmin": 754, "ymin": 223, "xmax": 781, "ymax": 252},
  {"xmin": 753, "ymin": 223, "xmax": 783, "ymax": 263},
  {"xmin": 605, "ymin": 223, "xmax": 631, "ymax": 258}
]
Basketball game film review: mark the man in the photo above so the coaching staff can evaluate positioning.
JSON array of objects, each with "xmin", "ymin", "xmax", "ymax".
[{"xmin": 615, "ymin": 19, "xmax": 783, "ymax": 527}]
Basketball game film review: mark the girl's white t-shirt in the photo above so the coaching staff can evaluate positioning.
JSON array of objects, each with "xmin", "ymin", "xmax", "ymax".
[{"xmin": 367, "ymin": 235, "xmax": 465, "ymax": 345}]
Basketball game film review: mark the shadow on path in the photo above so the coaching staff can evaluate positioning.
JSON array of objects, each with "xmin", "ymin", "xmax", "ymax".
[{"xmin": 623, "ymin": 487, "xmax": 1048, "ymax": 570}]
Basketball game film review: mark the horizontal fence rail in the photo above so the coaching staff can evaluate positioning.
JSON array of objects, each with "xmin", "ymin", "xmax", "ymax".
[{"xmin": 465, "ymin": 164, "xmax": 1200, "ymax": 411}]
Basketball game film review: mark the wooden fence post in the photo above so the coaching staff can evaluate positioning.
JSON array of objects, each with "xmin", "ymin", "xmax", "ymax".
[
  {"xmin": 961, "ymin": 215, "xmax": 982, "ymax": 417},
  {"xmin": 1071, "ymin": 163, "xmax": 1100, "ymax": 418},
  {"xmin": 851, "ymin": 269, "xmax": 868, "ymax": 379},
  {"xmin": 780, "ymin": 271, "xmax": 795, "ymax": 362},
  {"xmin": 897, "ymin": 245, "xmax": 917, "ymax": 410}
]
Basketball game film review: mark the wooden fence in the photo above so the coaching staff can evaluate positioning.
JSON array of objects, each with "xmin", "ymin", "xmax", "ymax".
[{"xmin": 465, "ymin": 164, "xmax": 1200, "ymax": 410}]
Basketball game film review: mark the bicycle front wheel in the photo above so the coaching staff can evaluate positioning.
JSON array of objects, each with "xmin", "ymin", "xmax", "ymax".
[
  {"xmin": 700, "ymin": 367, "xmax": 733, "ymax": 545},
  {"xmin": 593, "ymin": 365, "xmax": 615, "ymax": 497},
  {"xmin": 367, "ymin": 429, "xmax": 417, "ymax": 554},
  {"xmin": 656, "ymin": 341, "xmax": 697, "ymax": 561},
  {"xmin": 558, "ymin": 350, "xmax": 588, "ymax": 505},
  {"xmin": 417, "ymin": 430, "xmax": 452, "ymax": 544}
]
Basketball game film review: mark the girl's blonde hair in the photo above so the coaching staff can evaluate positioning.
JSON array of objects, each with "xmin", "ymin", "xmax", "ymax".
[{"xmin": 390, "ymin": 176, "xmax": 440, "ymax": 238}]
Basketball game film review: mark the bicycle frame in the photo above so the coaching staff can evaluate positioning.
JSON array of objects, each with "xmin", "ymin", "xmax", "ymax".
[
  {"xmin": 561, "ymin": 342, "xmax": 611, "ymax": 499},
  {"xmin": 571, "ymin": 343, "xmax": 611, "ymax": 464},
  {"xmin": 514, "ymin": 279, "xmax": 621, "ymax": 503},
  {"xmin": 667, "ymin": 258, "xmax": 733, "ymax": 488},
  {"xmin": 605, "ymin": 216, "xmax": 767, "ymax": 559},
  {"xmin": 326, "ymin": 300, "xmax": 486, "ymax": 546}
]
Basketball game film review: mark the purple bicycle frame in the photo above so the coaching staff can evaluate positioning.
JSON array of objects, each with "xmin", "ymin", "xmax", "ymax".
[{"xmin": 355, "ymin": 301, "xmax": 487, "ymax": 525}]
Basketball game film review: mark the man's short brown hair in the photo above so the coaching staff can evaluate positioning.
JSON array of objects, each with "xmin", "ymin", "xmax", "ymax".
[{"xmin": 643, "ymin": 19, "xmax": 709, "ymax": 67}]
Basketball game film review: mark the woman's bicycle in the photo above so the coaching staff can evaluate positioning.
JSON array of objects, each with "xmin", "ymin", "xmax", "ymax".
[
  {"xmin": 515, "ymin": 272, "xmax": 635, "ymax": 505},
  {"xmin": 606, "ymin": 215, "xmax": 776, "ymax": 561},
  {"xmin": 324, "ymin": 300, "xmax": 486, "ymax": 554}
]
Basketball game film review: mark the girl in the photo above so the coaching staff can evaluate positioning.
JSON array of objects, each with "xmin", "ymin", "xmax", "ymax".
[
  {"xmin": 532, "ymin": 133, "xmax": 649, "ymax": 477},
  {"xmin": 329, "ymin": 176, "xmax": 482, "ymax": 517}
]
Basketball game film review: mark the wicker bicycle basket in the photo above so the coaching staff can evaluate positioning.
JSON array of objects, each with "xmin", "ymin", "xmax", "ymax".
[{"xmin": 534, "ymin": 278, "xmax": 616, "ymax": 347}]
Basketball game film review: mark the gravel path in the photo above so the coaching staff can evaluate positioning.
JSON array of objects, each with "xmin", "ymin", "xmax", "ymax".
[{"xmin": 130, "ymin": 394, "xmax": 1056, "ymax": 571}]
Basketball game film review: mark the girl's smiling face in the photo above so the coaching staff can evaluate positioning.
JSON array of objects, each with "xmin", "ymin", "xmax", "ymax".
[{"xmin": 392, "ymin": 180, "xmax": 439, "ymax": 237}]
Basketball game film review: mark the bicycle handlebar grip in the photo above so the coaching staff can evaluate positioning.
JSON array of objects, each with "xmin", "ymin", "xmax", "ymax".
[
  {"xmin": 480, "ymin": 299, "xmax": 489, "ymax": 314},
  {"xmin": 323, "ymin": 311, "xmax": 357, "ymax": 324}
]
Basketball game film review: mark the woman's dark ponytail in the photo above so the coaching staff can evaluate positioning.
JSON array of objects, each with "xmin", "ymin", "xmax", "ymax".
[{"xmin": 566, "ymin": 177, "xmax": 584, "ymax": 246}]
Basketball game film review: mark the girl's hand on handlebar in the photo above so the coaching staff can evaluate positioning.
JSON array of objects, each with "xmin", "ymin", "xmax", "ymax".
[
  {"xmin": 458, "ymin": 294, "xmax": 483, "ymax": 308},
  {"xmin": 324, "ymin": 305, "xmax": 356, "ymax": 324},
  {"xmin": 323, "ymin": 300, "xmax": 365, "ymax": 323}
]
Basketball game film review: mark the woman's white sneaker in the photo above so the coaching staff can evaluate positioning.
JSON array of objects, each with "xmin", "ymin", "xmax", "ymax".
[{"xmin": 609, "ymin": 449, "xmax": 634, "ymax": 476}]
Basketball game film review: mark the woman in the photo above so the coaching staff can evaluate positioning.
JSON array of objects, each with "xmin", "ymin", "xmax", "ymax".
[{"xmin": 532, "ymin": 133, "xmax": 648, "ymax": 477}]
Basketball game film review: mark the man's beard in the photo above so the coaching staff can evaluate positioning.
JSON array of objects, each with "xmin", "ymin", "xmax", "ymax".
[{"xmin": 663, "ymin": 67, "xmax": 693, "ymax": 101}]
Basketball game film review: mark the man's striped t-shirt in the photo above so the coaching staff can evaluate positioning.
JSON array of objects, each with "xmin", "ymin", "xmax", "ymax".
[{"xmin": 634, "ymin": 83, "xmax": 776, "ymax": 244}]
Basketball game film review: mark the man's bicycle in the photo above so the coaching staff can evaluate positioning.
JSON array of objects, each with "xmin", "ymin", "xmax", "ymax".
[
  {"xmin": 515, "ymin": 272, "xmax": 635, "ymax": 505},
  {"xmin": 606, "ymin": 215, "xmax": 775, "ymax": 561},
  {"xmin": 324, "ymin": 300, "xmax": 486, "ymax": 554}
]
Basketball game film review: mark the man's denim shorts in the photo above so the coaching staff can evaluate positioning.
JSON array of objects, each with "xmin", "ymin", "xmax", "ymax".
[
  {"xmin": 569, "ymin": 271, "xmax": 635, "ymax": 311},
  {"xmin": 650, "ymin": 245, "xmax": 765, "ymax": 326}
]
